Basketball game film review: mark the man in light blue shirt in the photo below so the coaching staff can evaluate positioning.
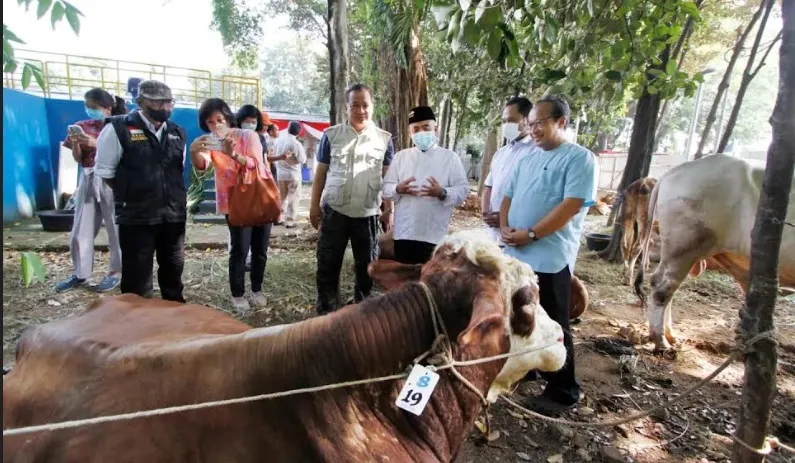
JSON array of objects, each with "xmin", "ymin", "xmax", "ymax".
[{"xmin": 499, "ymin": 95, "xmax": 595, "ymax": 414}]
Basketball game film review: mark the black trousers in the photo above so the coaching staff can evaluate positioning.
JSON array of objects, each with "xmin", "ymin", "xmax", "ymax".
[
  {"xmin": 118, "ymin": 222, "xmax": 186, "ymax": 302},
  {"xmin": 227, "ymin": 219, "xmax": 273, "ymax": 298},
  {"xmin": 536, "ymin": 266, "xmax": 581, "ymax": 404},
  {"xmin": 315, "ymin": 204, "xmax": 378, "ymax": 314},
  {"xmin": 394, "ymin": 239, "xmax": 436, "ymax": 265}
]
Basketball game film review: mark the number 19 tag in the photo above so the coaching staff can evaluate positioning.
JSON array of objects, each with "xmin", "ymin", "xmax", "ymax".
[{"xmin": 395, "ymin": 364, "xmax": 440, "ymax": 416}]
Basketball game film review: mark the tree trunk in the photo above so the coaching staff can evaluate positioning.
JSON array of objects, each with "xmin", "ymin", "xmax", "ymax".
[
  {"xmin": 443, "ymin": 101, "xmax": 454, "ymax": 147},
  {"xmin": 439, "ymin": 96, "xmax": 453, "ymax": 148},
  {"xmin": 327, "ymin": 0, "xmax": 349, "ymax": 125},
  {"xmin": 478, "ymin": 127, "xmax": 500, "ymax": 196},
  {"xmin": 654, "ymin": 0, "xmax": 703, "ymax": 140},
  {"xmin": 381, "ymin": 24, "xmax": 429, "ymax": 151},
  {"xmin": 452, "ymin": 90, "xmax": 469, "ymax": 152},
  {"xmin": 654, "ymin": 46, "xmax": 688, "ymax": 142},
  {"xmin": 694, "ymin": 4, "xmax": 765, "ymax": 159},
  {"xmin": 718, "ymin": 0, "xmax": 777, "ymax": 154},
  {"xmin": 600, "ymin": 47, "xmax": 669, "ymax": 263},
  {"xmin": 733, "ymin": 2, "xmax": 794, "ymax": 461}
]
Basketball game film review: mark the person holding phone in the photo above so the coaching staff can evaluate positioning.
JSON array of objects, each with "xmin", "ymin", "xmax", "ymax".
[
  {"xmin": 55, "ymin": 88, "xmax": 128, "ymax": 293},
  {"xmin": 189, "ymin": 98, "xmax": 271, "ymax": 314}
]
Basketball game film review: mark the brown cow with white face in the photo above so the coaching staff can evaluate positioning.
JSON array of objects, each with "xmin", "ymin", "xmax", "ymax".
[
  {"xmin": 378, "ymin": 229, "xmax": 589, "ymax": 319},
  {"xmin": 3, "ymin": 230, "xmax": 566, "ymax": 463}
]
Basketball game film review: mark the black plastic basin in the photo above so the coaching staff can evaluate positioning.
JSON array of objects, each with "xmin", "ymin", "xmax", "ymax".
[
  {"xmin": 37, "ymin": 209, "xmax": 75, "ymax": 232},
  {"xmin": 585, "ymin": 232, "xmax": 612, "ymax": 252}
]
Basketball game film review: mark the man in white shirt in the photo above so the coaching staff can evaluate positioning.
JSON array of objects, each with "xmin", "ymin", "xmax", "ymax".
[
  {"xmin": 481, "ymin": 96, "xmax": 536, "ymax": 244},
  {"xmin": 274, "ymin": 121, "xmax": 307, "ymax": 228},
  {"xmin": 382, "ymin": 106, "xmax": 470, "ymax": 264}
]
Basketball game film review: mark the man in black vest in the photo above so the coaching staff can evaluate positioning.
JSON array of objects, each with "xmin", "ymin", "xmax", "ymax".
[{"xmin": 94, "ymin": 80, "xmax": 187, "ymax": 302}]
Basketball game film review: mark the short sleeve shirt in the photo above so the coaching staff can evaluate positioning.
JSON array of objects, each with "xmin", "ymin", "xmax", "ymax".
[{"xmin": 504, "ymin": 142, "xmax": 596, "ymax": 273}]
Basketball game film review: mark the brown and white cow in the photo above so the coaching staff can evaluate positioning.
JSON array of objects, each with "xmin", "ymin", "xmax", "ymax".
[
  {"xmin": 621, "ymin": 177, "xmax": 657, "ymax": 286},
  {"xmin": 621, "ymin": 177, "xmax": 723, "ymax": 303},
  {"xmin": 635, "ymin": 155, "xmax": 795, "ymax": 350},
  {"xmin": 3, "ymin": 230, "xmax": 566, "ymax": 463},
  {"xmin": 378, "ymin": 229, "xmax": 589, "ymax": 319}
]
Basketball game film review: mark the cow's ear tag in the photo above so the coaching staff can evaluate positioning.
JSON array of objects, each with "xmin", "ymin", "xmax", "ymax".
[{"xmin": 395, "ymin": 365, "xmax": 440, "ymax": 416}]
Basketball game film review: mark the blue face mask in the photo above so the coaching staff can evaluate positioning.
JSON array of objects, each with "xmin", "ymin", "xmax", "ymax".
[
  {"xmin": 411, "ymin": 131, "xmax": 437, "ymax": 151},
  {"xmin": 85, "ymin": 107, "xmax": 106, "ymax": 121}
]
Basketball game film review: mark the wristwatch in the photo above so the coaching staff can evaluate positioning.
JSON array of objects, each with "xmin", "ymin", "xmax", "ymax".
[
  {"xmin": 438, "ymin": 188, "xmax": 448, "ymax": 201},
  {"xmin": 528, "ymin": 229, "xmax": 539, "ymax": 241}
]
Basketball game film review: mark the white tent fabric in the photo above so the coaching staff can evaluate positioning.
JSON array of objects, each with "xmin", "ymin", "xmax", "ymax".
[{"xmin": 301, "ymin": 123, "xmax": 323, "ymax": 141}]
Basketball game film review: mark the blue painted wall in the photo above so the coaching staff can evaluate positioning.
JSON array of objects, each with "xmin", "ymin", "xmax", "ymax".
[
  {"xmin": 3, "ymin": 89, "xmax": 56, "ymax": 222},
  {"xmin": 3, "ymin": 89, "xmax": 203, "ymax": 223}
]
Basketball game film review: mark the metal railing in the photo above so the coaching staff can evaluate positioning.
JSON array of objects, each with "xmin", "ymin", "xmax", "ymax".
[{"xmin": 3, "ymin": 49, "xmax": 261, "ymax": 109}]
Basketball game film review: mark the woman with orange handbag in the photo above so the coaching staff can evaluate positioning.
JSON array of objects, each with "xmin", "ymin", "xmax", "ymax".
[{"xmin": 189, "ymin": 98, "xmax": 272, "ymax": 314}]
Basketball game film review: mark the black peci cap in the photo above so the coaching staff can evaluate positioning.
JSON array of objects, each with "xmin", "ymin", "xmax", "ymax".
[{"xmin": 408, "ymin": 106, "xmax": 436, "ymax": 124}]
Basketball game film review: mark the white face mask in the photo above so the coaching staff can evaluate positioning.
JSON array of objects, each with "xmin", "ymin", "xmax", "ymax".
[
  {"xmin": 502, "ymin": 122, "xmax": 520, "ymax": 142},
  {"xmin": 241, "ymin": 122, "xmax": 257, "ymax": 131},
  {"xmin": 212, "ymin": 123, "xmax": 231, "ymax": 138}
]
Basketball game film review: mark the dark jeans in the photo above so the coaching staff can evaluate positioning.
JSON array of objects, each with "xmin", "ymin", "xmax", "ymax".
[
  {"xmin": 270, "ymin": 162, "xmax": 278, "ymax": 181},
  {"xmin": 315, "ymin": 204, "xmax": 379, "ymax": 314},
  {"xmin": 394, "ymin": 239, "xmax": 436, "ymax": 265},
  {"xmin": 118, "ymin": 222, "xmax": 186, "ymax": 302},
  {"xmin": 536, "ymin": 266, "xmax": 581, "ymax": 404},
  {"xmin": 227, "ymin": 218, "xmax": 273, "ymax": 298}
]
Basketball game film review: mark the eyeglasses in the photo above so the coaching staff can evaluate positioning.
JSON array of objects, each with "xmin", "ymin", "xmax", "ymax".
[
  {"xmin": 145, "ymin": 99, "xmax": 175, "ymax": 108},
  {"xmin": 528, "ymin": 116, "xmax": 555, "ymax": 131}
]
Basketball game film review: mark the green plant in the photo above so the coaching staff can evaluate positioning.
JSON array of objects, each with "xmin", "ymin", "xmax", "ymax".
[
  {"xmin": 187, "ymin": 164, "xmax": 215, "ymax": 215},
  {"xmin": 20, "ymin": 252, "xmax": 47, "ymax": 287},
  {"xmin": 465, "ymin": 144, "xmax": 481, "ymax": 159},
  {"xmin": 3, "ymin": 0, "xmax": 83, "ymax": 90}
]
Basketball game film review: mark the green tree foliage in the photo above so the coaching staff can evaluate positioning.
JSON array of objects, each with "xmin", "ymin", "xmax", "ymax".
[
  {"xmin": 264, "ymin": 0, "xmax": 328, "ymax": 41},
  {"xmin": 210, "ymin": 0, "xmax": 265, "ymax": 70},
  {"xmin": 3, "ymin": 0, "xmax": 83, "ymax": 90},
  {"xmin": 432, "ymin": 0, "xmax": 705, "ymax": 108},
  {"xmin": 260, "ymin": 38, "xmax": 330, "ymax": 114}
]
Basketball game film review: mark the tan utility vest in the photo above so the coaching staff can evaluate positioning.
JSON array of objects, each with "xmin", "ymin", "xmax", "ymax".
[{"xmin": 322, "ymin": 122, "xmax": 392, "ymax": 218}]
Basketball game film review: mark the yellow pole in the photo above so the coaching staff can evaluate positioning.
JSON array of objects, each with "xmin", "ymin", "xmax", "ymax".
[
  {"xmin": 43, "ymin": 61, "xmax": 50, "ymax": 97},
  {"xmin": 116, "ymin": 59, "xmax": 122, "ymax": 97},
  {"xmin": 65, "ymin": 55, "xmax": 73, "ymax": 99}
]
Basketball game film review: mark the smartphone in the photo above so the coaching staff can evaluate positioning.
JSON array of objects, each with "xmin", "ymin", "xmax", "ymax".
[
  {"xmin": 205, "ymin": 136, "xmax": 224, "ymax": 151},
  {"xmin": 67, "ymin": 125, "xmax": 85, "ymax": 137}
]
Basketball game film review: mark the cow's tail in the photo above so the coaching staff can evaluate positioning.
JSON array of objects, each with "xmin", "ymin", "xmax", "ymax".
[{"xmin": 633, "ymin": 180, "xmax": 660, "ymax": 309}]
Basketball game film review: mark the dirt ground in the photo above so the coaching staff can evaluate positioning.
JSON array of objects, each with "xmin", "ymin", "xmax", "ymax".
[{"xmin": 3, "ymin": 206, "xmax": 795, "ymax": 463}]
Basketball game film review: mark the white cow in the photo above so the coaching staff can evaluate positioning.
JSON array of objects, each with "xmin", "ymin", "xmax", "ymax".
[{"xmin": 635, "ymin": 155, "xmax": 795, "ymax": 350}]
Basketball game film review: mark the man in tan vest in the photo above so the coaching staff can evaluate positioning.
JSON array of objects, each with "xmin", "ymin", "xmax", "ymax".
[{"xmin": 310, "ymin": 83, "xmax": 395, "ymax": 314}]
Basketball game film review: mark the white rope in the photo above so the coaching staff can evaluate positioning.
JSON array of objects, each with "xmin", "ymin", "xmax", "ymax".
[
  {"xmin": 2, "ymin": 284, "xmax": 556, "ymax": 438},
  {"xmin": 2, "ymin": 343, "xmax": 559, "ymax": 438},
  {"xmin": 7, "ymin": 300, "xmax": 776, "ymax": 440},
  {"xmin": 500, "ymin": 329, "xmax": 778, "ymax": 430}
]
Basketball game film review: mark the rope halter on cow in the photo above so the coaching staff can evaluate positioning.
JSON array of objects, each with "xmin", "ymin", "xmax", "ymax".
[
  {"xmin": 414, "ymin": 281, "xmax": 490, "ymax": 408},
  {"xmin": 1, "ymin": 287, "xmax": 559, "ymax": 438}
]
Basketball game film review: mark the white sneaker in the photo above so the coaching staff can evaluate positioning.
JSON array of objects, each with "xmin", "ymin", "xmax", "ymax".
[
  {"xmin": 250, "ymin": 292, "xmax": 267, "ymax": 307},
  {"xmin": 231, "ymin": 297, "xmax": 250, "ymax": 315}
]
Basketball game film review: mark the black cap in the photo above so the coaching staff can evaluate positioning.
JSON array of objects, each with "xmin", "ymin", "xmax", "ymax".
[{"xmin": 408, "ymin": 106, "xmax": 436, "ymax": 124}]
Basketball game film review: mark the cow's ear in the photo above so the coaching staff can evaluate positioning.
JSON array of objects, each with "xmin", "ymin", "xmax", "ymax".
[
  {"xmin": 368, "ymin": 260, "xmax": 423, "ymax": 292},
  {"xmin": 458, "ymin": 292, "xmax": 508, "ymax": 353},
  {"xmin": 510, "ymin": 285, "xmax": 537, "ymax": 337}
]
